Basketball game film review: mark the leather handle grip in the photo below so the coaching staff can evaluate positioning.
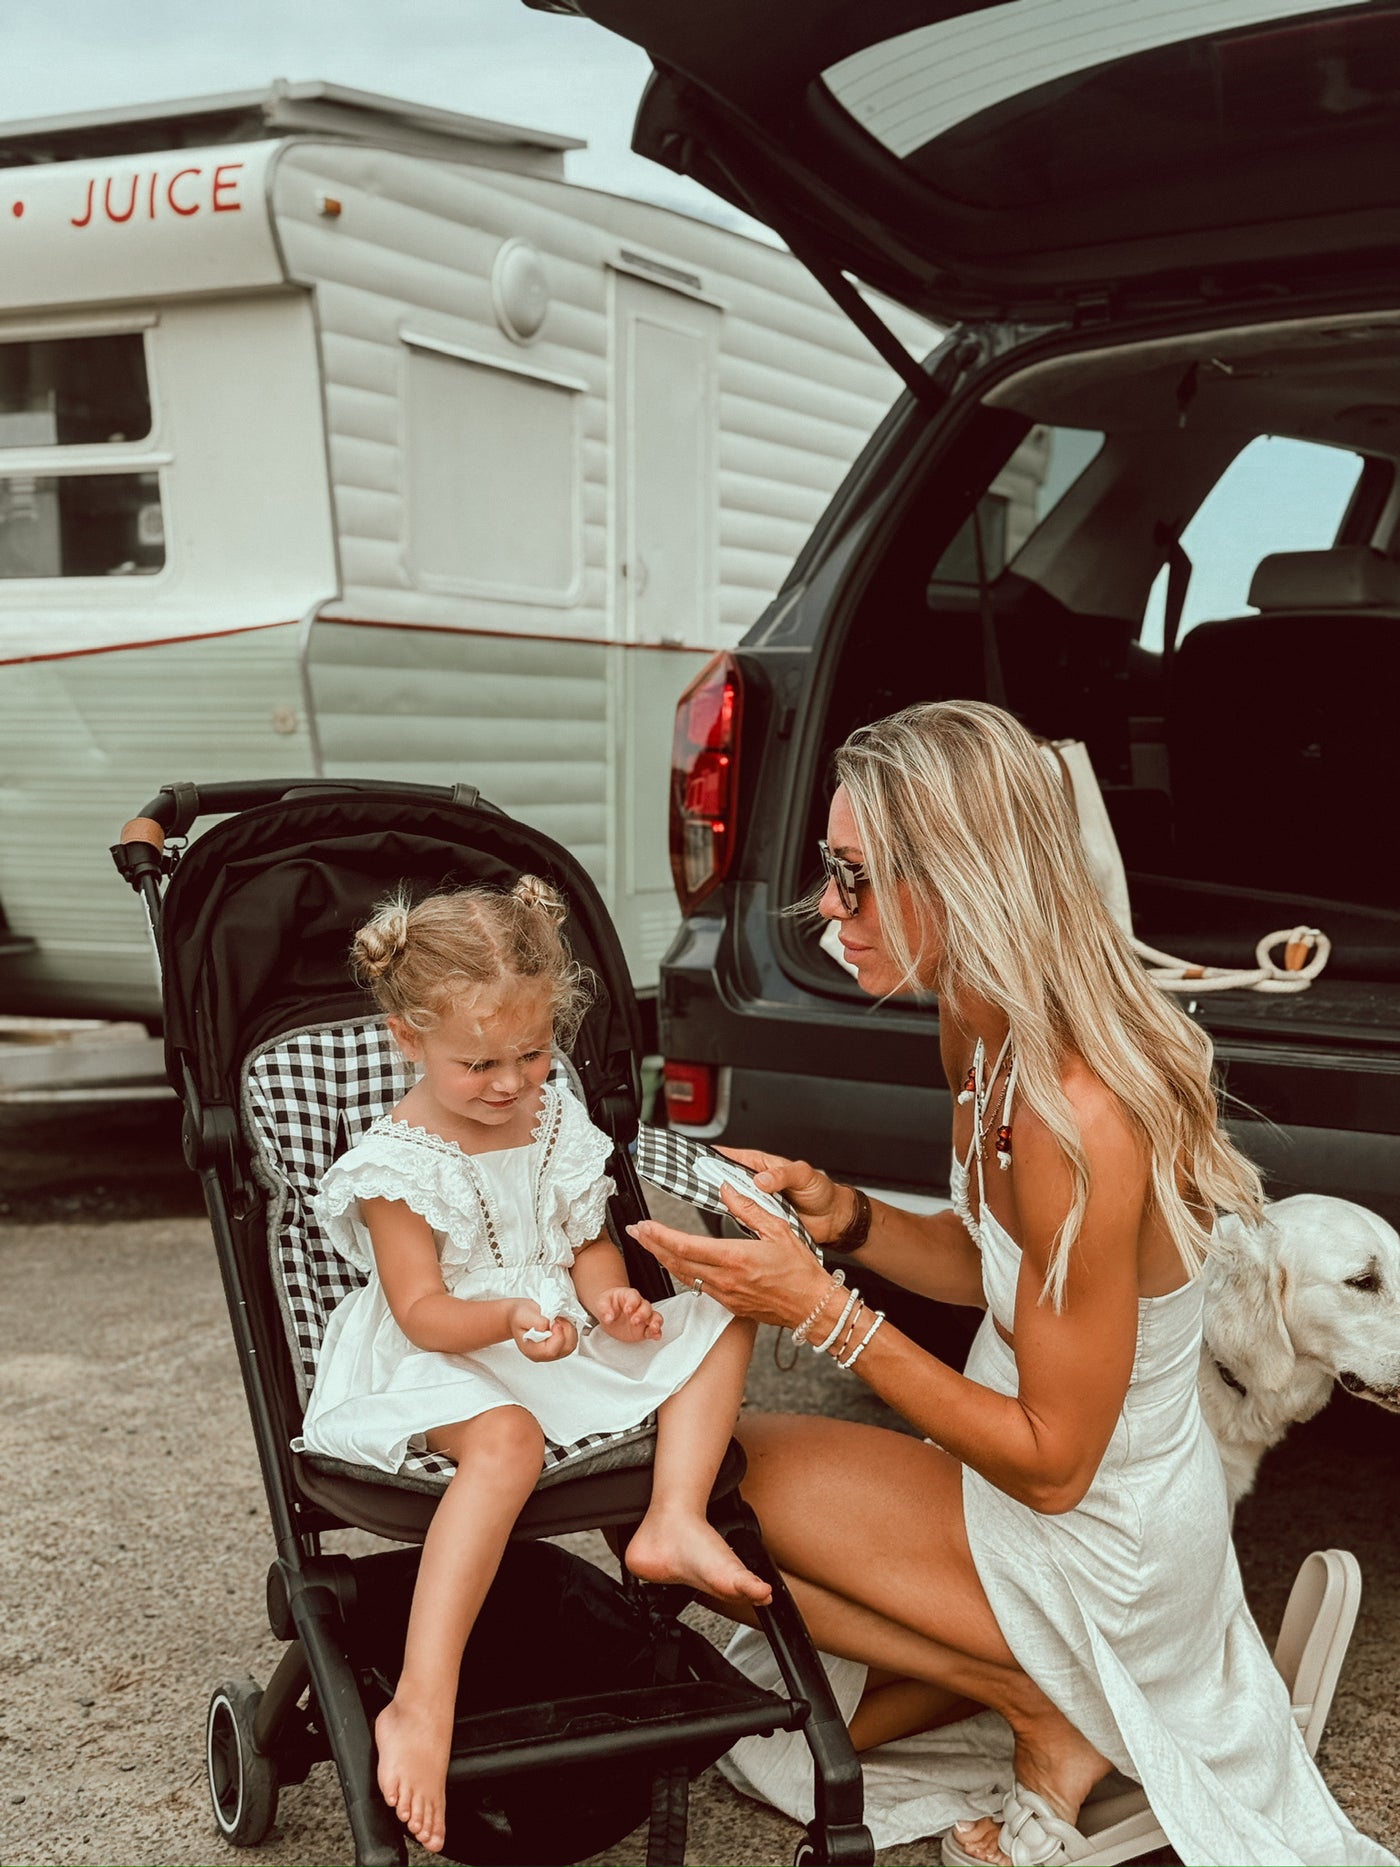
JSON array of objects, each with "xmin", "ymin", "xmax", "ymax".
[{"xmin": 120, "ymin": 816, "xmax": 167, "ymax": 852}]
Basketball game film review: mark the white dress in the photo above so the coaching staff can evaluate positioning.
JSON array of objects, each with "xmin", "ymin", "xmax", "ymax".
[
  {"xmin": 721, "ymin": 1145, "xmax": 1396, "ymax": 1866},
  {"xmin": 297, "ymin": 1080, "xmax": 734, "ymax": 1469}
]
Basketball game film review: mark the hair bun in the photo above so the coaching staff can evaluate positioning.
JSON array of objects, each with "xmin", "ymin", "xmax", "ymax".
[
  {"xmin": 511, "ymin": 873, "xmax": 567, "ymax": 925},
  {"xmin": 353, "ymin": 896, "xmax": 412, "ymax": 978}
]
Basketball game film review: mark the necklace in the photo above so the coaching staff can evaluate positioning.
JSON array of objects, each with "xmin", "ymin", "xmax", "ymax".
[{"xmin": 958, "ymin": 1032, "xmax": 1018, "ymax": 1171}]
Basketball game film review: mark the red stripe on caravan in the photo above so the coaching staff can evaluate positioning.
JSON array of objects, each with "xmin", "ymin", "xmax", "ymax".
[
  {"xmin": 327, "ymin": 615, "xmax": 707, "ymax": 655},
  {"xmin": 0, "ymin": 614, "xmax": 711, "ymax": 669},
  {"xmin": 0, "ymin": 617, "xmax": 297, "ymax": 668}
]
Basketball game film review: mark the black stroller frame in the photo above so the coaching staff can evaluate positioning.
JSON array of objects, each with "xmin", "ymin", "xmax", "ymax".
[{"xmin": 113, "ymin": 778, "xmax": 872, "ymax": 1867}]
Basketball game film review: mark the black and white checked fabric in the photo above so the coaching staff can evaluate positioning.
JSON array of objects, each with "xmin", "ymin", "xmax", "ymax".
[
  {"xmin": 242, "ymin": 1017, "xmax": 655, "ymax": 1494},
  {"xmin": 632, "ymin": 1124, "xmax": 814, "ymax": 1249}
]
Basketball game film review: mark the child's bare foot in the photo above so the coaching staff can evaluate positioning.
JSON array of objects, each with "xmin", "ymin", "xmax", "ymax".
[
  {"xmin": 625, "ymin": 1509, "xmax": 773, "ymax": 1604},
  {"xmin": 375, "ymin": 1694, "xmax": 452, "ymax": 1854}
]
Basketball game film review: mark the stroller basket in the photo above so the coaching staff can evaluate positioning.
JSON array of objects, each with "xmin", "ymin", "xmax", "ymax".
[{"xmin": 113, "ymin": 778, "xmax": 872, "ymax": 1867}]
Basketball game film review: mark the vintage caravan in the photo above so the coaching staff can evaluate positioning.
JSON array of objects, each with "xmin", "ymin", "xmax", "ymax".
[{"xmin": 0, "ymin": 81, "xmax": 931, "ymax": 1025}]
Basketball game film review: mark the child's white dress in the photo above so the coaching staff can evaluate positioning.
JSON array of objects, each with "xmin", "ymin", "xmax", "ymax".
[{"xmin": 297, "ymin": 1080, "xmax": 734, "ymax": 1469}]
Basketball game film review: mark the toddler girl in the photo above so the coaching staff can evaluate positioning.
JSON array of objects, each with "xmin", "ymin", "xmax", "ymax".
[{"xmin": 298, "ymin": 878, "xmax": 766, "ymax": 1854}]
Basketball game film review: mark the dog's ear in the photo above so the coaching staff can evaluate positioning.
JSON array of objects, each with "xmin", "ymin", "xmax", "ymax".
[{"xmin": 1206, "ymin": 1213, "xmax": 1297, "ymax": 1396}]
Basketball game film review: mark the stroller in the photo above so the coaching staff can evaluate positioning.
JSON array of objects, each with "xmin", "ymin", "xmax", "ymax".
[{"xmin": 112, "ymin": 778, "xmax": 873, "ymax": 1867}]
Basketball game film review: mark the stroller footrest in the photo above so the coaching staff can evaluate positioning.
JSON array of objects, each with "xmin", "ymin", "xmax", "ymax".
[{"xmin": 447, "ymin": 1679, "xmax": 805, "ymax": 1781}]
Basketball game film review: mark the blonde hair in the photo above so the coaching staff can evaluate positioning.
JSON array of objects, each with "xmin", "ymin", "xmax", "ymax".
[
  {"xmin": 833, "ymin": 700, "xmax": 1264, "ymax": 1304},
  {"xmin": 352, "ymin": 877, "xmax": 591, "ymax": 1046}
]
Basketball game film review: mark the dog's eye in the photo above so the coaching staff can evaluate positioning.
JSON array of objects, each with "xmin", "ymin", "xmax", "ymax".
[{"xmin": 1345, "ymin": 1269, "xmax": 1382, "ymax": 1294}]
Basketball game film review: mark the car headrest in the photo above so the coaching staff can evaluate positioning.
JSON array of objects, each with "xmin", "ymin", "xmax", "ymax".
[{"xmin": 1248, "ymin": 546, "xmax": 1400, "ymax": 612}]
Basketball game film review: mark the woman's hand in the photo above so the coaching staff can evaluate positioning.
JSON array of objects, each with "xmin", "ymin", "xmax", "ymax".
[
  {"xmin": 628, "ymin": 1182, "xmax": 834, "ymax": 1331},
  {"xmin": 594, "ymin": 1286, "xmax": 664, "ymax": 1343},
  {"xmin": 716, "ymin": 1146, "xmax": 859, "ymax": 1248},
  {"xmin": 509, "ymin": 1303, "xmax": 578, "ymax": 1362}
]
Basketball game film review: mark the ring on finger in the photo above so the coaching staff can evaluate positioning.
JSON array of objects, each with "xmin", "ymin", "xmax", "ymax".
[{"xmin": 692, "ymin": 1275, "xmax": 705, "ymax": 1297}]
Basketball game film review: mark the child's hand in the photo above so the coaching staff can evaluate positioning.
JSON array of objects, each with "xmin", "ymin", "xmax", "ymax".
[
  {"xmin": 510, "ymin": 1303, "xmax": 577, "ymax": 1362},
  {"xmin": 595, "ymin": 1287, "xmax": 663, "ymax": 1343}
]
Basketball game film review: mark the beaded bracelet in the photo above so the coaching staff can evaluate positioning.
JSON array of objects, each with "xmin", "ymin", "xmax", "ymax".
[
  {"xmin": 791, "ymin": 1268, "xmax": 845, "ymax": 1346},
  {"xmin": 838, "ymin": 1309, "xmax": 886, "ymax": 1370},
  {"xmin": 832, "ymin": 1301, "xmax": 866, "ymax": 1361},
  {"xmin": 812, "ymin": 1286, "xmax": 861, "ymax": 1355}
]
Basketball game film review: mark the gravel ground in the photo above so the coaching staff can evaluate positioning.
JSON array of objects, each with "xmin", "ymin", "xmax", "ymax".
[{"xmin": 1, "ymin": 1098, "xmax": 1397, "ymax": 1867}]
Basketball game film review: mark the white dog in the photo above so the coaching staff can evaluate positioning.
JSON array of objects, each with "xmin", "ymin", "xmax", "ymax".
[{"xmin": 1198, "ymin": 1193, "xmax": 1400, "ymax": 1506}]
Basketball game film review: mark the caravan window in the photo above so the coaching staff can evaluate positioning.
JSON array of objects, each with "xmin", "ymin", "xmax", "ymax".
[
  {"xmin": 0, "ymin": 473, "xmax": 164, "ymax": 579},
  {"xmin": 0, "ymin": 333, "xmax": 151, "ymax": 447},
  {"xmin": 0, "ymin": 332, "xmax": 164, "ymax": 579},
  {"xmin": 404, "ymin": 343, "xmax": 582, "ymax": 602}
]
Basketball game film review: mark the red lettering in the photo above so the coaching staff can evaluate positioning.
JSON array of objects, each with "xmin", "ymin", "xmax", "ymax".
[
  {"xmin": 166, "ymin": 168, "xmax": 201, "ymax": 216},
  {"xmin": 103, "ymin": 174, "xmax": 138, "ymax": 224},
  {"xmin": 211, "ymin": 162, "xmax": 243, "ymax": 213},
  {"xmin": 70, "ymin": 178, "xmax": 94, "ymax": 228},
  {"xmin": 148, "ymin": 171, "xmax": 158, "ymax": 219}
]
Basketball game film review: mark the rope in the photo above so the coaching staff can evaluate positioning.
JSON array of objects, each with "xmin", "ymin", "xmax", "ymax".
[{"xmin": 1132, "ymin": 925, "xmax": 1331, "ymax": 995}]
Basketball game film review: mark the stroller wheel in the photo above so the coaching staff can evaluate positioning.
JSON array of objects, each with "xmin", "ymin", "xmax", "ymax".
[
  {"xmin": 795, "ymin": 1826, "xmax": 875, "ymax": 1866},
  {"xmin": 207, "ymin": 1677, "xmax": 280, "ymax": 1846}
]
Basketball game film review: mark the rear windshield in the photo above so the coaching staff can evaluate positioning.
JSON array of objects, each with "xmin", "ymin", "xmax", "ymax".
[{"xmin": 824, "ymin": 1, "xmax": 1391, "ymax": 212}]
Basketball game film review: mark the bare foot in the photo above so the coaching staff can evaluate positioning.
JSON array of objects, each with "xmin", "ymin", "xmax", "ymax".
[
  {"xmin": 375, "ymin": 1694, "xmax": 452, "ymax": 1855},
  {"xmin": 625, "ymin": 1509, "xmax": 773, "ymax": 1605}
]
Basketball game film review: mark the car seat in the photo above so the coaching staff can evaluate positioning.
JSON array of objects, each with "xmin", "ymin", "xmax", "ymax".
[{"xmin": 1169, "ymin": 546, "xmax": 1400, "ymax": 909}]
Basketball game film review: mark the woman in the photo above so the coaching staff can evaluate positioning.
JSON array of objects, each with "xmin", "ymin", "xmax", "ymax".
[{"xmin": 631, "ymin": 701, "xmax": 1394, "ymax": 1867}]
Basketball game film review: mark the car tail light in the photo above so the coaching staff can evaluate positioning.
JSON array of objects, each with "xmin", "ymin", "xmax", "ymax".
[
  {"xmin": 670, "ymin": 651, "xmax": 742, "ymax": 917},
  {"xmin": 662, "ymin": 1060, "xmax": 716, "ymax": 1128}
]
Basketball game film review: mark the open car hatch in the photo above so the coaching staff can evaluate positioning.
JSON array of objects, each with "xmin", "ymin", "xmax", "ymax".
[{"xmin": 533, "ymin": 0, "xmax": 1400, "ymax": 330}]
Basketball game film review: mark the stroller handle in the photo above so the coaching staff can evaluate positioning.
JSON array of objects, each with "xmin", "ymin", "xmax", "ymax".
[{"xmin": 119, "ymin": 777, "xmax": 487, "ymax": 843}]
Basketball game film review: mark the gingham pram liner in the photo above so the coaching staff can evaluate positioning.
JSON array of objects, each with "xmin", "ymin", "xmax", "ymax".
[{"xmin": 242, "ymin": 1016, "xmax": 656, "ymax": 1495}]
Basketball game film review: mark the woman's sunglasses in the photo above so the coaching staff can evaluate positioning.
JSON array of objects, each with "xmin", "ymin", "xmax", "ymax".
[{"xmin": 817, "ymin": 839, "xmax": 870, "ymax": 914}]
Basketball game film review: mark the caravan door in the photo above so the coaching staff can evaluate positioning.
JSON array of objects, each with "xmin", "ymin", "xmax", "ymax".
[{"xmin": 610, "ymin": 268, "xmax": 720, "ymax": 984}]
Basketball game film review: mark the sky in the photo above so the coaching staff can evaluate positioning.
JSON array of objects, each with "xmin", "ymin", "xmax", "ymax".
[
  {"xmin": 0, "ymin": 0, "xmax": 772, "ymax": 237},
  {"xmin": 0, "ymin": 0, "xmax": 1356, "ymax": 626}
]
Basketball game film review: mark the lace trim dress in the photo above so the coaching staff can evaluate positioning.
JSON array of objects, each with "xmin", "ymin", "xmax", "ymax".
[
  {"xmin": 719, "ymin": 1141, "xmax": 1396, "ymax": 1865},
  {"xmin": 296, "ymin": 1081, "xmax": 734, "ymax": 1468}
]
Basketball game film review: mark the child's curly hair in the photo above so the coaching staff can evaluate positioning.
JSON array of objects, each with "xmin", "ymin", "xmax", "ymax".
[{"xmin": 352, "ymin": 877, "xmax": 593, "ymax": 1047}]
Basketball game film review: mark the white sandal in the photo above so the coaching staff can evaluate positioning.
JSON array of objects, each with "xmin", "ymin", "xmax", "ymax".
[
  {"xmin": 940, "ymin": 1774, "xmax": 1168, "ymax": 1867},
  {"xmin": 939, "ymin": 1787, "xmax": 1091, "ymax": 1866},
  {"xmin": 997, "ymin": 1785, "xmax": 1096, "ymax": 1864}
]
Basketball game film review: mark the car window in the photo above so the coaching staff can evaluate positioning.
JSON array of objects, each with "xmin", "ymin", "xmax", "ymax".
[
  {"xmin": 1140, "ymin": 435, "xmax": 1365, "ymax": 650},
  {"xmin": 929, "ymin": 424, "xmax": 1103, "ymax": 588}
]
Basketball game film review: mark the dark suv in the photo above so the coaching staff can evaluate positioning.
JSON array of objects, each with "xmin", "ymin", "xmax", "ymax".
[{"xmin": 542, "ymin": 0, "xmax": 1400, "ymax": 1230}]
